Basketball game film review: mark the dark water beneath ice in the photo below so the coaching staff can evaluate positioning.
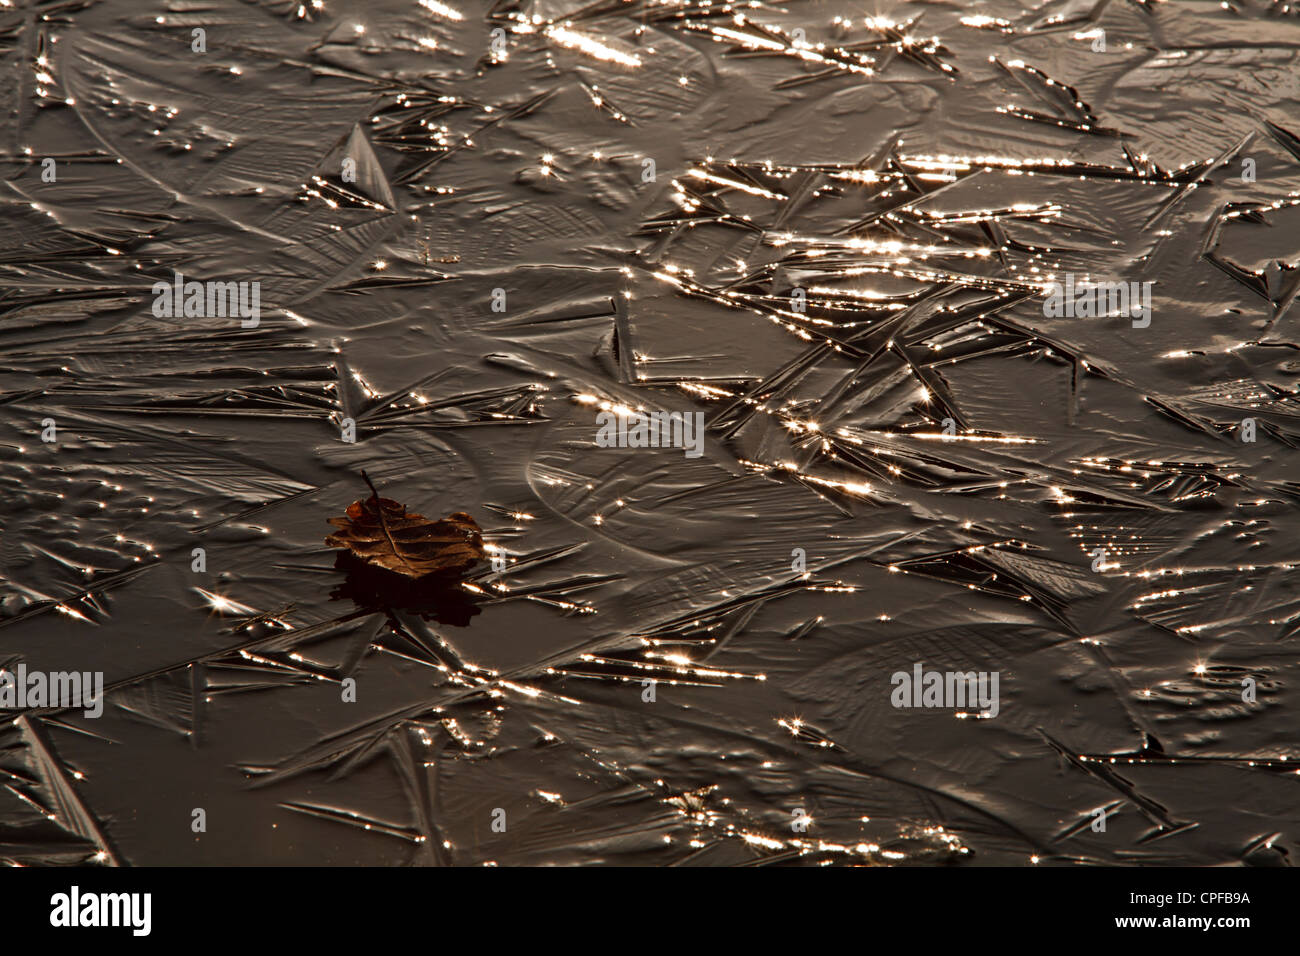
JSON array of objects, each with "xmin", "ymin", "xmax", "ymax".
[{"xmin": 2, "ymin": 0, "xmax": 1300, "ymax": 865}]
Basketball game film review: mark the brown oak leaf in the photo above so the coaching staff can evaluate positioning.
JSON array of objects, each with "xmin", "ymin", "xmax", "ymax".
[{"xmin": 325, "ymin": 472, "xmax": 486, "ymax": 579}]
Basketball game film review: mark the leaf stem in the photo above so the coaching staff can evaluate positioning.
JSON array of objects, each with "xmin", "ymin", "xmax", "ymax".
[
  {"xmin": 358, "ymin": 469, "xmax": 416, "ymax": 574},
  {"xmin": 360, "ymin": 469, "xmax": 381, "ymax": 509}
]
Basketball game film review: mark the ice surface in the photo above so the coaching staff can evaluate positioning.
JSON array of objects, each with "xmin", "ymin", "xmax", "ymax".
[{"xmin": 1, "ymin": 0, "xmax": 1299, "ymax": 866}]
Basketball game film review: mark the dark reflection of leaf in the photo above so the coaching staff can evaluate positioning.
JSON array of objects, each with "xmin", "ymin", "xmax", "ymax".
[{"xmin": 328, "ymin": 551, "xmax": 482, "ymax": 628}]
